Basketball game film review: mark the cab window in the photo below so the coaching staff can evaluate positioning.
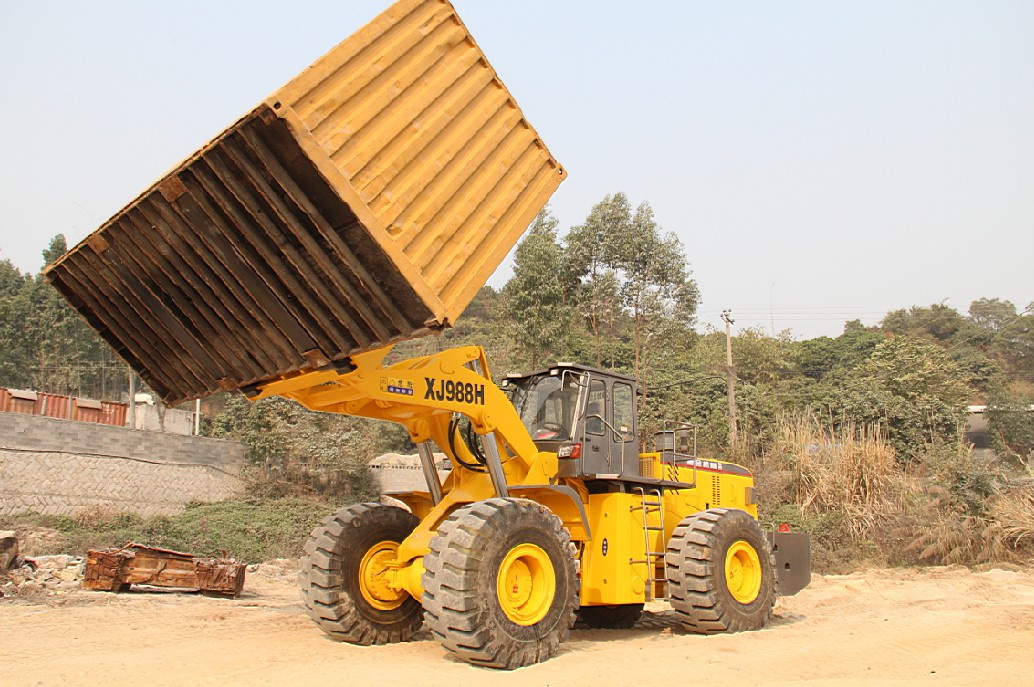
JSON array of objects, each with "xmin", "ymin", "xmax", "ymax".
[
  {"xmin": 585, "ymin": 379, "xmax": 606, "ymax": 435},
  {"xmin": 613, "ymin": 382, "xmax": 634, "ymax": 442}
]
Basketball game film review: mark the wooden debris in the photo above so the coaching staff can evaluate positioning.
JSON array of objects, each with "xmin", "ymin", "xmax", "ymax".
[{"xmin": 83, "ymin": 543, "xmax": 245, "ymax": 598}]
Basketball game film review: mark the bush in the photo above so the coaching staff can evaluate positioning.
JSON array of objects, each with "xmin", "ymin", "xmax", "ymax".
[
  {"xmin": 987, "ymin": 389, "xmax": 1034, "ymax": 462},
  {"xmin": 907, "ymin": 441, "xmax": 1034, "ymax": 565},
  {"xmin": 767, "ymin": 415, "xmax": 906, "ymax": 538},
  {"xmin": 207, "ymin": 395, "xmax": 407, "ymax": 501}
]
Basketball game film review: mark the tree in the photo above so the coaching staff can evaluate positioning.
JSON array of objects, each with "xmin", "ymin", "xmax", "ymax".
[
  {"xmin": 23, "ymin": 237, "xmax": 108, "ymax": 395},
  {"xmin": 207, "ymin": 395, "xmax": 382, "ymax": 500},
  {"xmin": 564, "ymin": 193, "xmax": 630, "ymax": 367},
  {"xmin": 969, "ymin": 298, "xmax": 1017, "ymax": 334},
  {"xmin": 435, "ymin": 286, "xmax": 518, "ymax": 377},
  {"xmin": 0, "ymin": 235, "xmax": 124, "ymax": 398},
  {"xmin": 0, "ymin": 257, "xmax": 32, "ymax": 387},
  {"xmin": 503, "ymin": 209, "xmax": 574, "ymax": 369},
  {"xmin": 835, "ymin": 337, "xmax": 969, "ymax": 460},
  {"xmin": 42, "ymin": 234, "xmax": 68, "ymax": 267},
  {"xmin": 985, "ymin": 305, "xmax": 1034, "ymax": 379},
  {"xmin": 609, "ymin": 201, "xmax": 699, "ymax": 394},
  {"xmin": 881, "ymin": 303, "xmax": 975, "ymax": 344}
]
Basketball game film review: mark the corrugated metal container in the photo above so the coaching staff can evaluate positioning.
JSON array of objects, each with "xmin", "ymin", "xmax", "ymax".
[
  {"xmin": 0, "ymin": 388, "xmax": 38, "ymax": 415},
  {"xmin": 0, "ymin": 388, "xmax": 128, "ymax": 427},
  {"xmin": 45, "ymin": 0, "xmax": 566, "ymax": 405}
]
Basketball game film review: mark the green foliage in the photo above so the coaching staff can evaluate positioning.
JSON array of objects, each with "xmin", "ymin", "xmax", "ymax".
[
  {"xmin": 834, "ymin": 337, "xmax": 969, "ymax": 460},
  {"xmin": 0, "ymin": 257, "xmax": 32, "ymax": 385},
  {"xmin": 208, "ymin": 395, "xmax": 290, "ymax": 465},
  {"xmin": 881, "ymin": 303, "xmax": 977, "ymax": 344},
  {"xmin": 969, "ymin": 297, "xmax": 1017, "ymax": 334},
  {"xmin": 0, "ymin": 235, "xmax": 126, "ymax": 398},
  {"xmin": 502, "ymin": 209, "xmax": 574, "ymax": 368},
  {"xmin": 987, "ymin": 387, "xmax": 1034, "ymax": 461},
  {"xmin": 985, "ymin": 306, "xmax": 1034, "ymax": 378},
  {"xmin": 560, "ymin": 193, "xmax": 699, "ymax": 380},
  {"xmin": 917, "ymin": 439, "xmax": 1000, "ymax": 517},
  {"xmin": 6, "ymin": 209, "xmax": 1034, "ymax": 570},
  {"xmin": 733, "ymin": 383, "xmax": 781, "ymax": 458},
  {"xmin": 907, "ymin": 439, "xmax": 1034, "ymax": 566},
  {"xmin": 0, "ymin": 498, "xmax": 337, "ymax": 563},
  {"xmin": 206, "ymin": 395, "xmax": 385, "ymax": 502},
  {"xmin": 610, "ymin": 201, "xmax": 699, "ymax": 386},
  {"xmin": 563, "ymin": 193, "xmax": 630, "ymax": 368}
]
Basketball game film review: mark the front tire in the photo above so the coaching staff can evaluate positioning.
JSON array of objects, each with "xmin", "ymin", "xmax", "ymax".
[
  {"xmin": 300, "ymin": 503, "xmax": 423, "ymax": 644},
  {"xmin": 422, "ymin": 498, "xmax": 579, "ymax": 669},
  {"xmin": 665, "ymin": 507, "xmax": 776, "ymax": 634}
]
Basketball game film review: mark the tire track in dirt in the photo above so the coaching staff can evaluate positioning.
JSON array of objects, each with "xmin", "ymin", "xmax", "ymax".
[{"xmin": 3, "ymin": 565, "xmax": 1034, "ymax": 686}]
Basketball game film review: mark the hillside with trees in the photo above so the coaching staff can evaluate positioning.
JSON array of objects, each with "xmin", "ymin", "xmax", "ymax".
[{"xmin": 2, "ymin": 202, "xmax": 1032, "ymax": 569}]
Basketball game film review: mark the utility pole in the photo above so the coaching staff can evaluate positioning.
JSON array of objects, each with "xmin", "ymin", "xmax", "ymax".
[
  {"xmin": 721, "ymin": 310, "xmax": 738, "ymax": 448},
  {"xmin": 127, "ymin": 372, "xmax": 137, "ymax": 430}
]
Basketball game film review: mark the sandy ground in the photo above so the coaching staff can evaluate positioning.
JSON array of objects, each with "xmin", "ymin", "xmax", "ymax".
[{"xmin": 4, "ymin": 563, "xmax": 1034, "ymax": 686}]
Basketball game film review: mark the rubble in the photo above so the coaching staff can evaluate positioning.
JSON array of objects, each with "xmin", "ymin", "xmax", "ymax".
[
  {"xmin": 0, "ymin": 530, "xmax": 17, "ymax": 571},
  {"xmin": 1, "ymin": 553, "xmax": 85, "ymax": 599}
]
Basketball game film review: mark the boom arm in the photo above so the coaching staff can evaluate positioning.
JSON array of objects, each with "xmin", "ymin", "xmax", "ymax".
[
  {"xmin": 250, "ymin": 343, "xmax": 554, "ymax": 484},
  {"xmin": 250, "ymin": 343, "xmax": 587, "ymax": 573}
]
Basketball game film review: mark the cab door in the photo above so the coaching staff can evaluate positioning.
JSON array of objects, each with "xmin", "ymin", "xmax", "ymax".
[
  {"xmin": 580, "ymin": 377, "xmax": 613, "ymax": 474},
  {"xmin": 611, "ymin": 380, "xmax": 639, "ymax": 476},
  {"xmin": 579, "ymin": 375, "xmax": 638, "ymax": 476}
]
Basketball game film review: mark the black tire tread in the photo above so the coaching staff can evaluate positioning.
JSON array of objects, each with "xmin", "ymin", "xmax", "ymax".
[
  {"xmin": 422, "ymin": 498, "xmax": 579, "ymax": 670},
  {"xmin": 299, "ymin": 502, "xmax": 423, "ymax": 645},
  {"xmin": 665, "ymin": 507, "xmax": 777, "ymax": 634}
]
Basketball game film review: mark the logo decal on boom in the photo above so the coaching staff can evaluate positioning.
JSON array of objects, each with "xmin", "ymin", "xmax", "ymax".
[{"xmin": 380, "ymin": 377, "xmax": 414, "ymax": 396}]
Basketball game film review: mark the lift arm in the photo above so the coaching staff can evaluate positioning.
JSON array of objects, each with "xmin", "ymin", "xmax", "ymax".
[
  {"xmin": 250, "ymin": 344, "xmax": 554, "ymax": 484},
  {"xmin": 249, "ymin": 343, "xmax": 589, "ymax": 568}
]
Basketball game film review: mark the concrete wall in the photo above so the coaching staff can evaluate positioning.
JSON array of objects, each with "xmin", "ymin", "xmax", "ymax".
[
  {"xmin": 0, "ymin": 413, "xmax": 245, "ymax": 518},
  {"xmin": 368, "ymin": 453, "xmax": 451, "ymax": 494},
  {"xmin": 131, "ymin": 405, "xmax": 196, "ymax": 436}
]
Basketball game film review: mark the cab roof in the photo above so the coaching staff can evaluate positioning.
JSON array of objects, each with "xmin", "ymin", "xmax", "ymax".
[{"xmin": 503, "ymin": 362, "xmax": 639, "ymax": 385}]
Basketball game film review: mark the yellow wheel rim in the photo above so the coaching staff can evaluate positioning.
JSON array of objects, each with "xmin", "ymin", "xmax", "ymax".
[
  {"xmin": 496, "ymin": 543, "xmax": 555, "ymax": 626},
  {"xmin": 358, "ymin": 541, "xmax": 406, "ymax": 611},
  {"xmin": 725, "ymin": 540, "xmax": 763, "ymax": 604}
]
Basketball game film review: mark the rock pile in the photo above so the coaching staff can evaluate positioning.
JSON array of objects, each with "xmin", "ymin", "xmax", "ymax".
[{"xmin": 0, "ymin": 545, "xmax": 84, "ymax": 599}]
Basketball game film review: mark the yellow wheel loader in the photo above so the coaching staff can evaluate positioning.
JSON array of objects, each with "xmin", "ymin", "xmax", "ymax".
[
  {"xmin": 43, "ymin": 0, "xmax": 809, "ymax": 671},
  {"xmin": 249, "ymin": 344, "xmax": 811, "ymax": 669}
]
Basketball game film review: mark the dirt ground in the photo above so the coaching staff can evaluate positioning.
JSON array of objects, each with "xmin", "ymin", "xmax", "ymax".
[{"xmin": 4, "ymin": 562, "xmax": 1034, "ymax": 686}]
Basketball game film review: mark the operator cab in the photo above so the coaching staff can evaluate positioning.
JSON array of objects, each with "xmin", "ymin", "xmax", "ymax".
[{"xmin": 505, "ymin": 363, "xmax": 640, "ymax": 479}]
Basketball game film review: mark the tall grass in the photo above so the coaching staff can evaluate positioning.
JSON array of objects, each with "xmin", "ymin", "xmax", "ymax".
[
  {"xmin": 766, "ymin": 415, "xmax": 907, "ymax": 541},
  {"xmin": 993, "ymin": 485, "xmax": 1034, "ymax": 549},
  {"xmin": 760, "ymin": 418, "xmax": 1034, "ymax": 569}
]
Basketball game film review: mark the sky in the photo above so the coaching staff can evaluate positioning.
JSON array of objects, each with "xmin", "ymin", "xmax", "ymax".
[{"xmin": 1, "ymin": 1, "xmax": 1032, "ymax": 340}]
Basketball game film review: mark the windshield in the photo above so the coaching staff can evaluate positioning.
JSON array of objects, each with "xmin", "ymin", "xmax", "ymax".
[{"xmin": 510, "ymin": 372, "xmax": 582, "ymax": 441}]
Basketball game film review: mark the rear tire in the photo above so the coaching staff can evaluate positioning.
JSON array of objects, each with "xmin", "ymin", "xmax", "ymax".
[
  {"xmin": 300, "ymin": 503, "xmax": 423, "ymax": 644},
  {"xmin": 665, "ymin": 507, "xmax": 776, "ymax": 634},
  {"xmin": 576, "ymin": 603, "xmax": 644, "ymax": 629},
  {"xmin": 422, "ymin": 498, "xmax": 579, "ymax": 669}
]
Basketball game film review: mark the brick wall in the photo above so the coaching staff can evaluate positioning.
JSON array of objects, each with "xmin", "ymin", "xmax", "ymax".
[{"xmin": 0, "ymin": 413, "xmax": 245, "ymax": 517}]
